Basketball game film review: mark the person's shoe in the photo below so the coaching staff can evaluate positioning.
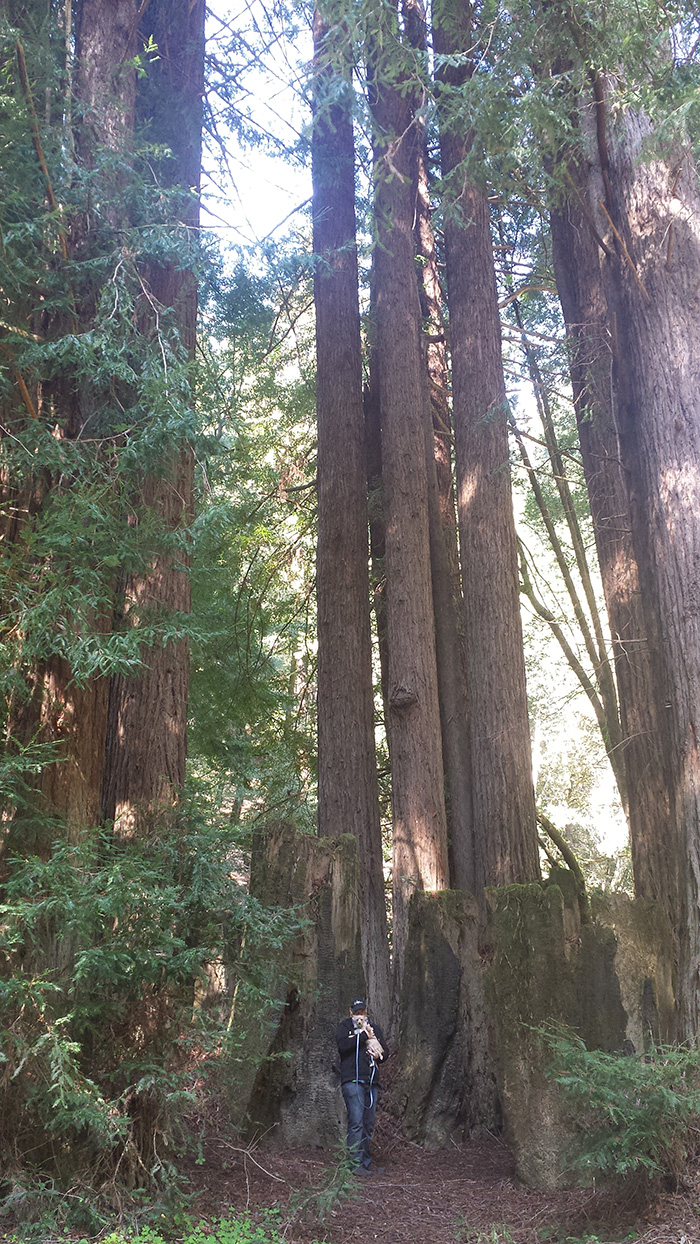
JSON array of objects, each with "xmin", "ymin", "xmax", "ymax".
[
  {"xmin": 370, "ymin": 1164, "xmax": 385, "ymax": 1174},
  {"xmin": 353, "ymin": 1166, "xmax": 371, "ymax": 1176}
]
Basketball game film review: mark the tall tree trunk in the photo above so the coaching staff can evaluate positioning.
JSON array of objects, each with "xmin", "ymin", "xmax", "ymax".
[
  {"xmin": 368, "ymin": 7, "xmax": 449, "ymax": 983},
  {"xmin": 566, "ymin": 84, "xmax": 700, "ymax": 1037},
  {"xmin": 364, "ymin": 317, "xmax": 390, "ymax": 723},
  {"xmin": 550, "ymin": 172, "xmax": 667, "ymax": 856},
  {"xmin": 405, "ymin": 0, "xmax": 475, "ymax": 892},
  {"xmin": 416, "ymin": 181, "xmax": 475, "ymax": 891},
  {"xmin": 312, "ymin": 7, "xmax": 390, "ymax": 1022},
  {"xmin": 434, "ymin": 0, "xmax": 539, "ymax": 892},
  {"xmin": 1, "ymin": 0, "xmax": 139, "ymax": 841},
  {"xmin": 44, "ymin": 0, "xmax": 139, "ymax": 833},
  {"xmin": 102, "ymin": 0, "xmax": 204, "ymax": 833}
]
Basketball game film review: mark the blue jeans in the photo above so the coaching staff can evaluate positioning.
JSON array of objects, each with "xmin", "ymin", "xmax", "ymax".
[{"xmin": 341, "ymin": 1081, "xmax": 377, "ymax": 1169}]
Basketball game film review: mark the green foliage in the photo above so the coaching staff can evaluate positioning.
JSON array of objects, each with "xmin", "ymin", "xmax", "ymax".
[
  {"xmin": 0, "ymin": 9, "xmax": 208, "ymax": 846},
  {"xmin": 189, "ymin": 244, "xmax": 317, "ymax": 830},
  {"xmin": 1, "ymin": 7, "xmax": 318, "ymax": 841},
  {"xmin": 97, "ymin": 1210, "xmax": 327, "ymax": 1244},
  {"xmin": 0, "ymin": 805, "xmax": 307, "ymax": 1230},
  {"xmin": 103, "ymin": 1215, "xmax": 284, "ymax": 1244},
  {"xmin": 0, "ymin": 1207, "xmax": 331, "ymax": 1244},
  {"xmin": 542, "ymin": 1026, "xmax": 700, "ymax": 1181}
]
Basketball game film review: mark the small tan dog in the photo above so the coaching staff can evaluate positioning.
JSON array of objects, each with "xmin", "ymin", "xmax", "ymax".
[{"xmin": 352, "ymin": 1011, "xmax": 384, "ymax": 1062}]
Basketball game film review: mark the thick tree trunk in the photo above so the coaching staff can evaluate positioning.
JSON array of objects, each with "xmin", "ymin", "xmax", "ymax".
[
  {"xmin": 413, "ymin": 148, "xmax": 461, "ymax": 597},
  {"xmin": 312, "ymin": 8, "xmax": 391, "ymax": 1023},
  {"xmin": 570, "ymin": 87, "xmax": 700, "ymax": 1037},
  {"xmin": 434, "ymin": 0, "xmax": 539, "ymax": 892},
  {"xmin": 550, "ymin": 173, "xmax": 669, "ymax": 883},
  {"xmin": 364, "ymin": 323, "xmax": 390, "ymax": 723},
  {"xmin": 369, "ymin": 10, "xmax": 449, "ymax": 982},
  {"xmin": 412, "ymin": 130, "xmax": 475, "ymax": 894},
  {"xmin": 102, "ymin": 0, "xmax": 204, "ymax": 833},
  {"xmin": 25, "ymin": 0, "xmax": 139, "ymax": 836},
  {"xmin": 74, "ymin": 0, "xmax": 137, "ymax": 153}
]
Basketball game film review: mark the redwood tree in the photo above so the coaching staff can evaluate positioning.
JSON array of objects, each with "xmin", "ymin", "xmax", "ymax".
[
  {"xmin": 368, "ymin": 3, "xmax": 449, "ymax": 979},
  {"xmin": 1, "ymin": 0, "xmax": 141, "ymax": 841},
  {"xmin": 407, "ymin": 0, "xmax": 475, "ymax": 894},
  {"xmin": 101, "ymin": 0, "xmax": 205, "ymax": 833},
  {"xmin": 312, "ymin": 6, "xmax": 390, "ymax": 1020},
  {"xmin": 553, "ymin": 80, "xmax": 700, "ymax": 1037},
  {"xmin": 549, "ymin": 172, "xmax": 670, "ymax": 897},
  {"xmin": 0, "ymin": 0, "xmax": 205, "ymax": 843},
  {"xmin": 434, "ymin": 0, "xmax": 540, "ymax": 892}
]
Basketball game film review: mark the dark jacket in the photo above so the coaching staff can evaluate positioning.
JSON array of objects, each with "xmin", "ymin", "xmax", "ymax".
[{"xmin": 336, "ymin": 1017, "xmax": 386, "ymax": 1086}]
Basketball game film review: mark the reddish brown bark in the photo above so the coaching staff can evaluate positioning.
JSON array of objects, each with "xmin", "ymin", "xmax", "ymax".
[
  {"xmin": 312, "ymin": 8, "xmax": 390, "ymax": 1021},
  {"xmin": 29, "ymin": 0, "xmax": 140, "ymax": 836},
  {"xmin": 74, "ymin": 0, "xmax": 137, "ymax": 154},
  {"xmin": 102, "ymin": 0, "xmax": 204, "ymax": 833},
  {"xmin": 415, "ymin": 199, "xmax": 474, "ymax": 890},
  {"xmin": 434, "ymin": 0, "xmax": 539, "ymax": 892},
  {"xmin": 563, "ymin": 85, "xmax": 700, "ymax": 1036},
  {"xmin": 364, "ymin": 321, "xmax": 390, "ymax": 724},
  {"xmin": 550, "ymin": 176, "xmax": 669, "ymax": 879},
  {"xmin": 369, "ymin": 9, "xmax": 449, "ymax": 981},
  {"xmin": 406, "ymin": 0, "xmax": 474, "ymax": 892}
]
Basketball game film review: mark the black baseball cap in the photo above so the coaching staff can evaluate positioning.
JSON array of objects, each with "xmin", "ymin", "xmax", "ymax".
[{"xmin": 350, "ymin": 998, "xmax": 367, "ymax": 1012}]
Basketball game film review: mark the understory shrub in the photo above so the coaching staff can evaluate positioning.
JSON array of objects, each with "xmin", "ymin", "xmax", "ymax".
[
  {"xmin": 542, "ymin": 1025, "xmax": 700, "ymax": 1181},
  {"xmin": 0, "ymin": 803, "xmax": 307, "ymax": 1231},
  {"xmin": 99, "ymin": 1212, "xmax": 326, "ymax": 1244}
]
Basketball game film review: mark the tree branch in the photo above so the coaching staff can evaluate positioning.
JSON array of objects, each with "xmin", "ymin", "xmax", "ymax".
[{"xmin": 537, "ymin": 810, "xmax": 591, "ymax": 924}]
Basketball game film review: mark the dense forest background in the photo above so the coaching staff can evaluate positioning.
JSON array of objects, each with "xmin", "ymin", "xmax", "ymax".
[{"xmin": 4, "ymin": 0, "xmax": 700, "ymax": 1238}]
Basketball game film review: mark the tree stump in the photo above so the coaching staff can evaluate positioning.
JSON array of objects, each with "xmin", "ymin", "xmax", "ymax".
[
  {"xmin": 243, "ymin": 824, "xmax": 365, "ymax": 1148},
  {"xmin": 391, "ymin": 889, "xmax": 499, "ymax": 1147},
  {"xmin": 485, "ymin": 869, "xmax": 675, "ymax": 1189}
]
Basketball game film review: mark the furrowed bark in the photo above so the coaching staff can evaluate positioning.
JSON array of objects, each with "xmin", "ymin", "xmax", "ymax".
[
  {"xmin": 568, "ymin": 85, "xmax": 700, "ymax": 1037},
  {"xmin": 312, "ymin": 7, "xmax": 390, "ymax": 1022},
  {"xmin": 434, "ymin": 0, "xmax": 539, "ymax": 892},
  {"xmin": 31, "ymin": 0, "xmax": 139, "ymax": 837},
  {"xmin": 406, "ymin": 0, "xmax": 475, "ymax": 892},
  {"xmin": 102, "ymin": 0, "xmax": 204, "ymax": 833},
  {"xmin": 368, "ymin": 4, "xmax": 449, "ymax": 983},
  {"xmin": 550, "ymin": 174, "xmax": 667, "ymax": 856}
]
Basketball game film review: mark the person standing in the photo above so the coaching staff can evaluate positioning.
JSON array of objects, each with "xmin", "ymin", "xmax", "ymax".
[{"xmin": 336, "ymin": 997, "xmax": 386, "ymax": 1174}]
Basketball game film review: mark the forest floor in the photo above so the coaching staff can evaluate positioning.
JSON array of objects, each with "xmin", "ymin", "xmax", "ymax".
[{"xmin": 186, "ymin": 1109, "xmax": 700, "ymax": 1244}]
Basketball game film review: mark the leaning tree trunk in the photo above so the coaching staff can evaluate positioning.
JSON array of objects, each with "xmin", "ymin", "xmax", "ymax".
[
  {"xmin": 570, "ymin": 82, "xmax": 700, "ymax": 1038},
  {"xmin": 434, "ymin": 0, "xmax": 539, "ymax": 893},
  {"xmin": 312, "ymin": 7, "xmax": 391, "ymax": 1022},
  {"xmin": 102, "ymin": 0, "xmax": 205, "ymax": 833},
  {"xmin": 368, "ymin": 5, "xmax": 449, "ymax": 984}
]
